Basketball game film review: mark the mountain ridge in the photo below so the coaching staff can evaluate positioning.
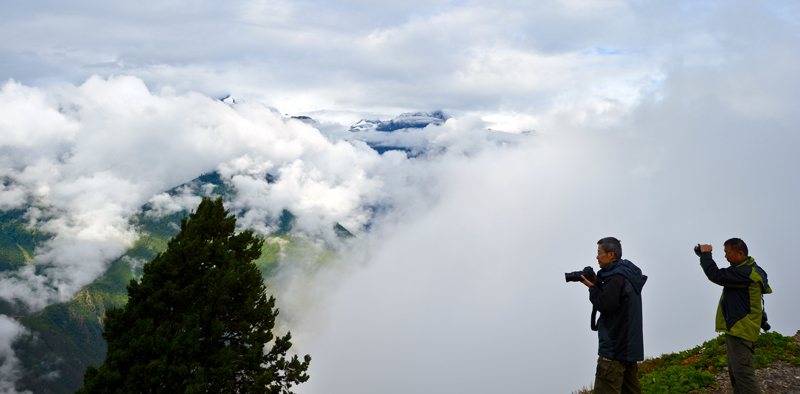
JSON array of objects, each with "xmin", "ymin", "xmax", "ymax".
[{"xmin": 0, "ymin": 171, "xmax": 351, "ymax": 393}]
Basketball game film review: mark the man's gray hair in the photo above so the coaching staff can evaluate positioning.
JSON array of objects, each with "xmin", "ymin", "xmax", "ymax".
[{"xmin": 598, "ymin": 237, "xmax": 622, "ymax": 260}]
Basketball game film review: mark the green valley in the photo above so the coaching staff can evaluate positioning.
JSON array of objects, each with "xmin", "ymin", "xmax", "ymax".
[{"xmin": 0, "ymin": 173, "xmax": 350, "ymax": 394}]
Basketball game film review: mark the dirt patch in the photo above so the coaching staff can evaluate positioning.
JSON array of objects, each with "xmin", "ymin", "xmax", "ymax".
[
  {"xmin": 704, "ymin": 335, "xmax": 800, "ymax": 394},
  {"xmin": 702, "ymin": 362, "xmax": 800, "ymax": 394}
]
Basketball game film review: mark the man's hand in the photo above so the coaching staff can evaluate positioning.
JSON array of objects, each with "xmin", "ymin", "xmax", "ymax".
[
  {"xmin": 581, "ymin": 274, "xmax": 596, "ymax": 288},
  {"xmin": 694, "ymin": 244, "xmax": 712, "ymax": 256}
]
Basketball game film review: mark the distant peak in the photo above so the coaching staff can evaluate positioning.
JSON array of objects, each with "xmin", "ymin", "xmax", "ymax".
[
  {"xmin": 289, "ymin": 115, "xmax": 318, "ymax": 124},
  {"xmin": 395, "ymin": 110, "xmax": 447, "ymax": 121},
  {"xmin": 349, "ymin": 119, "xmax": 382, "ymax": 132},
  {"xmin": 219, "ymin": 95, "xmax": 241, "ymax": 105},
  {"xmin": 349, "ymin": 111, "xmax": 448, "ymax": 133}
]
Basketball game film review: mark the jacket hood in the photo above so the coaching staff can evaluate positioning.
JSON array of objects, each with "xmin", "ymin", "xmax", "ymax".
[{"xmin": 599, "ymin": 259, "xmax": 648, "ymax": 295}]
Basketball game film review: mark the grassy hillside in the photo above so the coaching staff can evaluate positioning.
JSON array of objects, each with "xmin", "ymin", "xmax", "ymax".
[
  {"xmin": 6, "ymin": 206, "xmax": 180, "ymax": 392},
  {"xmin": 0, "ymin": 209, "xmax": 52, "ymax": 319},
  {"xmin": 574, "ymin": 330, "xmax": 800, "ymax": 394},
  {"xmin": 0, "ymin": 209, "xmax": 50, "ymax": 272},
  {"xmin": 1, "ymin": 172, "xmax": 351, "ymax": 394}
]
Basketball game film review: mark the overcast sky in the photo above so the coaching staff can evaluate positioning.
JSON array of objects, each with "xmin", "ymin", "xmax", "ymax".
[{"xmin": 1, "ymin": 0, "xmax": 800, "ymax": 393}]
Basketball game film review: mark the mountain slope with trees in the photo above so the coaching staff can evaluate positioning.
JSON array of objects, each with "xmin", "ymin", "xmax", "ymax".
[
  {"xmin": 77, "ymin": 197, "xmax": 310, "ymax": 393},
  {"xmin": 0, "ymin": 173, "xmax": 343, "ymax": 393}
]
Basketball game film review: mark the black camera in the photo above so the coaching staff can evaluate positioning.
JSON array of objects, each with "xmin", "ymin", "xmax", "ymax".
[
  {"xmin": 761, "ymin": 311, "xmax": 770, "ymax": 331},
  {"xmin": 694, "ymin": 244, "xmax": 702, "ymax": 255},
  {"xmin": 565, "ymin": 266, "xmax": 596, "ymax": 283}
]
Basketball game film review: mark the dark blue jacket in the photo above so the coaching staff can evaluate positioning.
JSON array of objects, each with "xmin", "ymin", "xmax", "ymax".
[{"xmin": 589, "ymin": 259, "xmax": 647, "ymax": 362}]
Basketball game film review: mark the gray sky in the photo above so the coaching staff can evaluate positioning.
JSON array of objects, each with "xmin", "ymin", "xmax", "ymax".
[
  {"xmin": 1, "ymin": 0, "xmax": 800, "ymax": 393},
  {"xmin": 9, "ymin": 0, "xmax": 795, "ymax": 122}
]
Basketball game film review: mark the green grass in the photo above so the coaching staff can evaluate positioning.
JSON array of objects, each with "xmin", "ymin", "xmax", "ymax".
[
  {"xmin": 640, "ymin": 331, "xmax": 800, "ymax": 375},
  {"xmin": 635, "ymin": 331, "xmax": 800, "ymax": 393},
  {"xmin": 0, "ymin": 209, "xmax": 51, "ymax": 271},
  {"xmin": 254, "ymin": 237, "xmax": 283, "ymax": 277},
  {"xmin": 640, "ymin": 365, "xmax": 715, "ymax": 394},
  {"xmin": 754, "ymin": 330, "xmax": 800, "ymax": 367},
  {"xmin": 575, "ymin": 331, "xmax": 800, "ymax": 394}
]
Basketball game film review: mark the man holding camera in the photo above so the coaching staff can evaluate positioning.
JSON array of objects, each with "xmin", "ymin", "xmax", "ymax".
[
  {"xmin": 695, "ymin": 238, "xmax": 771, "ymax": 394},
  {"xmin": 580, "ymin": 237, "xmax": 647, "ymax": 394}
]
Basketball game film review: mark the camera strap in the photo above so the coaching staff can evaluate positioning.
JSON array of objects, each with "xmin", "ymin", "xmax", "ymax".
[{"xmin": 590, "ymin": 278, "xmax": 603, "ymax": 331}]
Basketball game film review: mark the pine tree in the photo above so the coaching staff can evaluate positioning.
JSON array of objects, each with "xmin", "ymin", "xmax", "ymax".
[{"xmin": 77, "ymin": 197, "xmax": 310, "ymax": 394}]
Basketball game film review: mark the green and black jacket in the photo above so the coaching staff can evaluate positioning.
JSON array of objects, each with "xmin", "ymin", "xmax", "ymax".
[{"xmin": 699, "ymin": 252, "xmax": 771, "ymax": 342}]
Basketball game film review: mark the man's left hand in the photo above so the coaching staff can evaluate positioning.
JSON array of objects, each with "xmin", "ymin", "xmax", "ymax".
[{"xmin": 581, "ymin": 274, "xmax": 595, "ymax": 288}]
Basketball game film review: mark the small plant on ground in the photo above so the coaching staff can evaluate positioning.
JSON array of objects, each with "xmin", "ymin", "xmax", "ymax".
[
  {"xmin": 571, "ymin": 384, "xmax": 593, "ymax": 394},
  {"xmin": 634, "ymin": 331, "xmax": 800, "ymax": 394},
  {"xmin": 640, "ymin": 365, "xmax": 714, "ymax": 394},
  {"xmin": 753, "ymin": 331, "xmax": 800, "ymax": 367}
]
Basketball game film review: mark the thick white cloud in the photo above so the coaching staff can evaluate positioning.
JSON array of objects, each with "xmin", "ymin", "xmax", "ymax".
[
  {"xmin": 0, "ymin": 316, "xmax": 30, "ymax": 394},
  {"xmin": 0, "ymin": 73, "xmax": 524, "ymax": 315},
  {"xmin": 5, "ymin": 1, "xmax": 788, "ymax": 119},
  {"xmin": 0, "ymin": 75, "xmax": 450, "ymax": 311},
  {"xmin": 297, "ymin": 80, "xmax": 800, "ymax": 393}
]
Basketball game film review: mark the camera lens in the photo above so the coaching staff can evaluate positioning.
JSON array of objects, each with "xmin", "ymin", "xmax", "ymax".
[
  {"xmin": 565, "ymin": 271, "xmax": 582, "ymax": 282},
  {"xmin": 565, "ymin": 266, "xmax": 595, "ymax": 283},
  {"xmin": 565, "ymin": 272, "xmax": 574, "ymax": 282}
]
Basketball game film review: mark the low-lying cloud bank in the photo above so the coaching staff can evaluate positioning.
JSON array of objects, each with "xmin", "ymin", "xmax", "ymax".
[
  {"xmin": 295, "ymin": 48, "xmax": 800, "ymax": 394},
  {"xmin": 0, "ymin": 315, "xmax": 28, "ymax": 394},
  {"xmin": 0, "ymin": 75, "xmax": 527, "ymax": 389},
  {"xmin": 0, "ymin": 75, "xmax": 516, "ymax": 313}
]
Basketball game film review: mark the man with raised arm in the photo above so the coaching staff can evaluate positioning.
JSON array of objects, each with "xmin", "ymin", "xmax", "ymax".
[{"xmin": 695, "ymin": 238, "xmax": 772, "ymax": 394}]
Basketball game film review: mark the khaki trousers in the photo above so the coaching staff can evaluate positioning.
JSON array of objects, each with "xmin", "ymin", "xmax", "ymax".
[
  {"xmin": 726, "ymin": 334, "xmax": 762, "ymax": 394},
  {"xmin": 594, "ymin": 356, "xmax": 642, "ymax": 394}
]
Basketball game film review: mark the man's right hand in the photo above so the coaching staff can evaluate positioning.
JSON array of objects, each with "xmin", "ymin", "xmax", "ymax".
[{"xmin": 694, "ymin": 244, "xmax": 712, "ymax": 256}]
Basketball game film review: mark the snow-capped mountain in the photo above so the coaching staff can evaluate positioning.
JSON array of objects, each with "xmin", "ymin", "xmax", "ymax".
[{"xmin": 348, "ymin": 111, "xmax": 448, "ymax": 132}]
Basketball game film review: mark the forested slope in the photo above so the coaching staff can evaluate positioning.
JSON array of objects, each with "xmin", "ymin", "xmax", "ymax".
[{"xmin": 0, "ymin": 173, "xmax": 347, "ymax": 393}]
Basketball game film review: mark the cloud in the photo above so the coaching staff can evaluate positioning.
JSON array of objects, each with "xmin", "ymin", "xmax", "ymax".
[
  {"xmin": 297, "ymin": 84, "xmax": 800, "ymax": 394},
  {"xmin": 144, "ymin": 190, "xmax": 204, "ymax": 219},
  {"xmin": 0, "ymin": 74, "xmax": 517, "ymax": 312},
  {"xmin": 0, "ymin": 316, "xmax": 30, "ymax": 394},
  {"xmin": 0, "ymin": 184, "xmax": 25, "ymax": 211},
  {"xmin": 0, "ymin": 76, "xmax": 358, "ymax": 309},
  {"xmin": 292, "ymin": 16, "xmax": 800, "ymax": 393},
  {"xmin": 2, "ymin": 0, "xmax": 778, "ymax": 118}
]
